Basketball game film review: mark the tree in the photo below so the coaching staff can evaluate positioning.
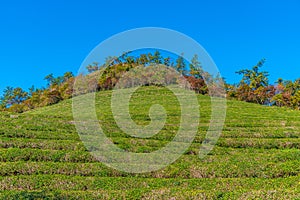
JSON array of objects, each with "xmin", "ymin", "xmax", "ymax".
[
  {"xmin": 152, "ymin": 51, "xmax": 163, "ymax": 64},
  {"xmin": 52, "ymin": 76, "xmax": 64, "ymax": 86},
  {"xmin": 0, "ymin": 86, "xmax": 28, "ymax": 108},
  {"xmin": 236, "ymin": 58, "xmax": 269, "ymax": 90},
  {"xmin": 291, "ymin": 90, "xmax": 300, "ymax": 109},
  {"xmin": 86, "ymin": 63, "xmax": 99, "ymax": 73},
  {"xmin": 175, "ymin": 53, "xmax": 186, "ymax": 75},
  {"xmin": 44, "ymin": 73, "xmax": 66, "ymax": 87},
  {"xmin": 0, "ymin": 86, "xmax": 13, "ymax": 108},
  {"xmin": 29, "ymin": 85, "xmax": 35, "ymax": 97},
  {"xmin": 44, "ymin": 73, "xmax": 55, "ymax": 86},
  {"xmin": 235, "ymin": 59, "xmax": 272, "ymax": 104},
  {"xmin": 138, "ymin": 54, "xmax": 149, "ymax": 65},
  {"xmin": 292, "ymin": 78, "xmax": 300, "ymax": 95},
  {"xmin": 276, "ymin": 78, "xmax": 283, "ymax": 85},
  {"xmin": 147, "ymin": 53, "xmax": 154, "ymax": 64},
  {"xmin": 12, "ymin": 87, "xmax": 28, "ymax": 105},
  {"xmin": 163, "ymin": 57, "xmax": 171, "ymax": 66},
  {"xmin": 63, "ymin": 71, "xmax": 74, "ymax": 81},
  {"xmin": 105, "ymin": 57, "xmax": 118, "ymax": 67},
  {"xmin": 274, "ymin": 78, "xmax": 285, "ymax": 95},
  {"xmin": 184, "ymin": 75, "xmax": 207, "ymax": 94},
  {"xmin": 119, "ymin": 51, "xmax": 132, "ymax": 64},
  {"xmin": 125, "ymin": 56, "xmax": 135, "ymax": 65},
  {"xmin": 189, "ymin": 54, "xmax": 203, "ymax": 79},
  {"xmin": 40, "ymin": 85, "xmax": 62, "ymax": 106}
]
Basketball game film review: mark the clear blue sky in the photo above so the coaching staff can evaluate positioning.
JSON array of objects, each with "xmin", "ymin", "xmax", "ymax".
[{"xmin": 1, "ymin": 0, "xmax": 299, "ymax": 93}]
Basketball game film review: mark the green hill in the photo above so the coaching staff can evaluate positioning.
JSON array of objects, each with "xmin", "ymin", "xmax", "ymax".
[{"xmin": 1, "ymin": 86, "xmax": 300, "ymax": 199}]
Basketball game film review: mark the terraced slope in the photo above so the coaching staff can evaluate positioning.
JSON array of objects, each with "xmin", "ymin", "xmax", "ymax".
[{"xmin": 0, "ymin": 86, "xmax": 300, "ymax": 199}]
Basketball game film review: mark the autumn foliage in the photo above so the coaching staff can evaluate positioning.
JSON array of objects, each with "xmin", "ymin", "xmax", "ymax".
[{"xmin": 1, "ymin": 52, "xmax": 300, "ymax": 112}]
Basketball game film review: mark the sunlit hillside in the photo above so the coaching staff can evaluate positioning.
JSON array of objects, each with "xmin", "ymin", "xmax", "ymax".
[{"xmin": 0, "ymin": 86, "xmax": 300, "ymax": 199}]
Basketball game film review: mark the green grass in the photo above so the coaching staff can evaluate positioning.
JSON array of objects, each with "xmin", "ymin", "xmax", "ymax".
[{"xmin": 1, "ymin": 86, "xmax": 300, "ymax": 199}]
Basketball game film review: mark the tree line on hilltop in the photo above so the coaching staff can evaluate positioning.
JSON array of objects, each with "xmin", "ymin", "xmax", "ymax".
[{"xmin": 0, "ymin": 51, "xmax": 299, "ymax": 113}]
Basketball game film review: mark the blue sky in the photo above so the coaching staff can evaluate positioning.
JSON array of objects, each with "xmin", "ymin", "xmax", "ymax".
[{"xmin": 0, "ymin": 0, "xmax": 299, "ymax": 93}]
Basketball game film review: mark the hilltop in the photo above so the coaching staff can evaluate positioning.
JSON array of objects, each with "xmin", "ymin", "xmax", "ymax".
[{"xmin": 3, "ymin": 53, "xmax": 300, "ymax": 114}]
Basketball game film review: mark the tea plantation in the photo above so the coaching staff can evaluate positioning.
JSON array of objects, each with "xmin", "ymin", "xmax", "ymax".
[{"xmin": 1, "ymin": 86, "xmax": 300, "ymax": 199}]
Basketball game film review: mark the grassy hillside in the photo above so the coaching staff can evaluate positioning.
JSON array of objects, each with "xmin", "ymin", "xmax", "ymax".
[{"xmin": 1, "ymin": 86, "xmax": 300, "ymax": 199}]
